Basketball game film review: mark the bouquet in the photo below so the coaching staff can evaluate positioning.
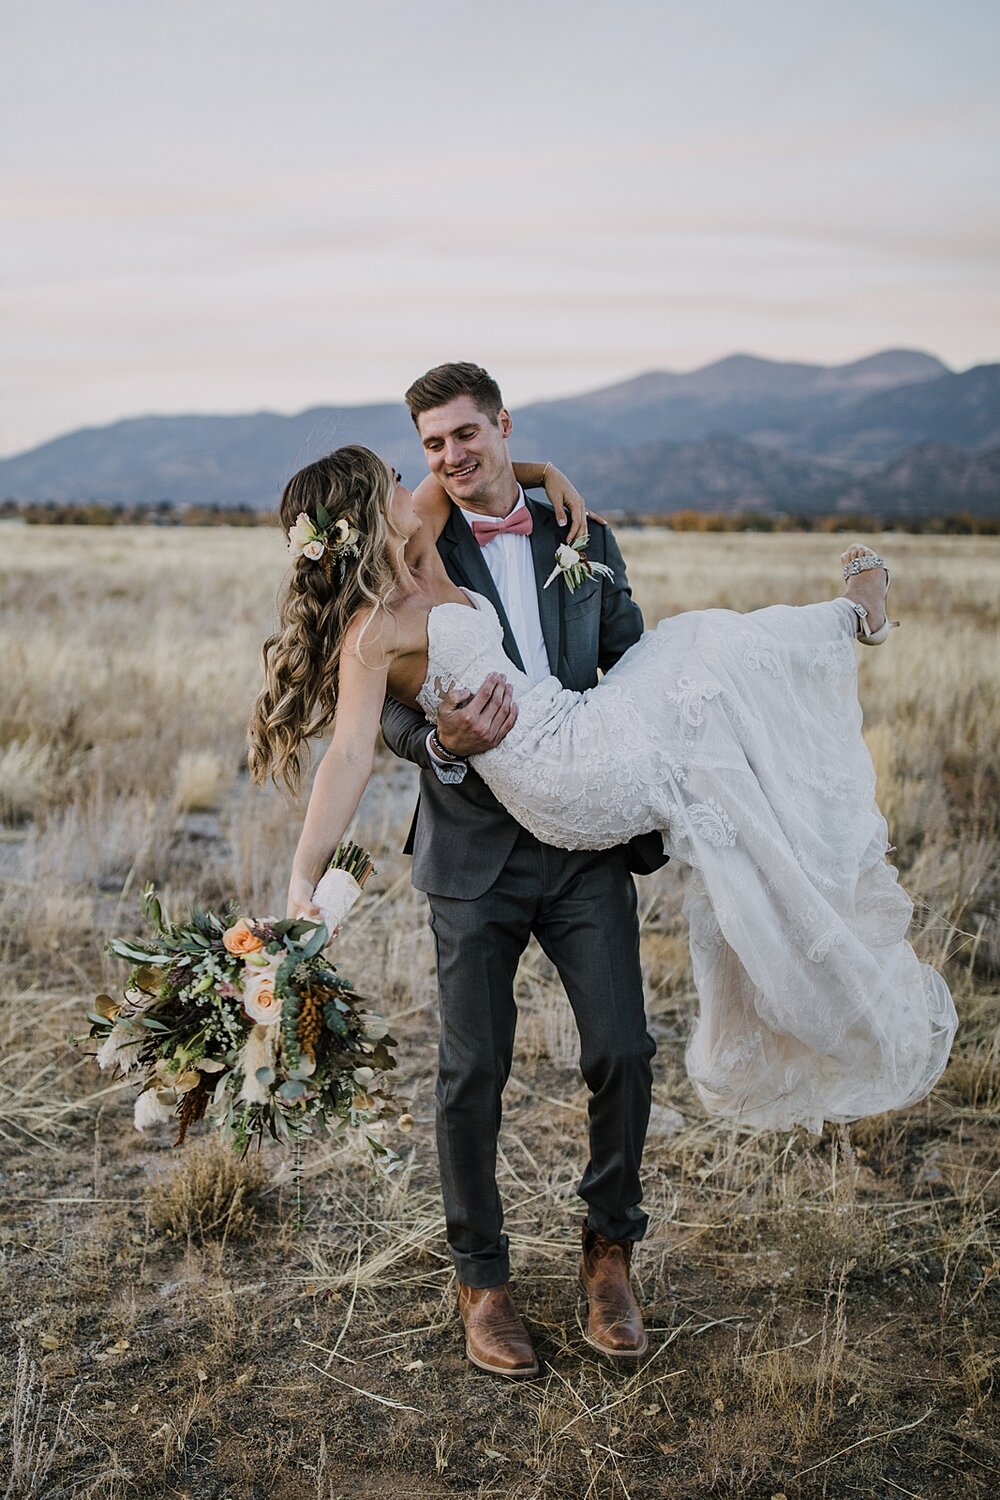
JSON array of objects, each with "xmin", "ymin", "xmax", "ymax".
[{"xmin": 87, "ymin": 844, "xmax": 396, "ymax": 1156}]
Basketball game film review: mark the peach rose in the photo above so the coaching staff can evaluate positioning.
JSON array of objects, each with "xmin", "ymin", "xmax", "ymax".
[
  {"xmin": 242, "ymin": 962, "xmax": 283, "ymax": 1025},
  {"xmin": 223, "ymin": 919, "xmax": 266, "ymax": 956}
]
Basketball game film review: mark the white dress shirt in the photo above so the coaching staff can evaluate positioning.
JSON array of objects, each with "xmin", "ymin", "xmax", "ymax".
[
  {"xmin": 453, "ymin": 489, "xmax": 551, "ymax": 684},
  {"xmin": 426, "ymin": 489, "xmax": 551, "ymax": 781}
]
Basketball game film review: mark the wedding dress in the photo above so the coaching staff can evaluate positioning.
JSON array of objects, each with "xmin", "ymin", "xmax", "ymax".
[{"xmin": 416, "ymin": 589, "xmax": 957, "ymax": 1133}]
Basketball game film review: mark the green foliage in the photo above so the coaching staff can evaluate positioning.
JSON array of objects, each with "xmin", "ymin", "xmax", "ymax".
[{"xmin": 87, "ymin": 882, "xmax": 396, "ymax": 1158}]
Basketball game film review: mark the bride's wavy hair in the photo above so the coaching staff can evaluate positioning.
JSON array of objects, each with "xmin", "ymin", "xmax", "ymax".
[{"xmin": 247, "ymin": 445, "xmax": 405, "ymax": 794}]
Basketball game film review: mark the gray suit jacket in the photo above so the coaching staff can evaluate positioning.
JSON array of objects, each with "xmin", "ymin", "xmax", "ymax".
[{"xmin": 380, "ymin": 497, "xmax": 668, "ymax": 897}]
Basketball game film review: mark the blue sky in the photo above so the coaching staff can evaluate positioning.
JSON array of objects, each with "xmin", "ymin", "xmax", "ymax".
[{"xmin": 1, "ymin": 0, "xmax": 997, "ymax": 454}]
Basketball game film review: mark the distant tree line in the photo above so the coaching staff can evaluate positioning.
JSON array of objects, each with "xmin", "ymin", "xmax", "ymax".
[
  {"xmin": 1, "ymin": 497, "xmax": 997, "ymax": 535},
  {"xmin": 0, "ymin": 498, "xmax": 277, "ymax": 527},
  {"xmin": 614, "ymin": 509, "xmax": 1000, "ymax": 535}
]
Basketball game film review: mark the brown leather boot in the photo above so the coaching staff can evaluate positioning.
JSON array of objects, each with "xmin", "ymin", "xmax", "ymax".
[
  {"xmin": 579, "ymin": 1223, "xmax": 648, "ymax": 1357},
  {"xmin": 457, "ymin": 1282, "xmax": 539, "ymax": 1378}
]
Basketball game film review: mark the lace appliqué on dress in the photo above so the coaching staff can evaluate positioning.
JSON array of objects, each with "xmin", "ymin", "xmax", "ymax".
[{"xmin": 418, "ymin": 590, "xmax": 957, "ymax": 1134}]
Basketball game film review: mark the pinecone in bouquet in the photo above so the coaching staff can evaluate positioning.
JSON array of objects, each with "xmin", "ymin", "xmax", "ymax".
[{"xmin": 84, "ymin": 846, "xmax": 397, "ymax": 1160}]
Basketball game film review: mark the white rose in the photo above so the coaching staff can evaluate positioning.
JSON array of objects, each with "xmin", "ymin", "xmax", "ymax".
[
  {"xmin": 242, "ymin": 960, "xmax": 283, "ymax": 1025},
  {"xmin": 302, "ymin": 538, "xmax": 325, "ymax": 561},
  {"xmin": 287, "ymin": 512, "xmax": 318, "ymax": 557},
  {"xmin": 555, "ymin": 544, "xmax": 578, "ymax": 569}
]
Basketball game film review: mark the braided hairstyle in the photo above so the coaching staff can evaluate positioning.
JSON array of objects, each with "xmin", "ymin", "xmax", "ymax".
[{"xmin": 247, "ymin": 446, "xmax": 406, "ymax": 793}]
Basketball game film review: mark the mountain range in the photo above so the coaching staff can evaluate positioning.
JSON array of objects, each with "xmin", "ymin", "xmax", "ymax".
[{"xmin": 2, "ymin": 350, "xmax": 998, "ymax": 517}]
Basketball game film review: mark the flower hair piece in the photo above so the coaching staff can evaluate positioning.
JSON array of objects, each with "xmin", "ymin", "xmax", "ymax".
[{"xmin": 288, "ymin": 503, "xmax": 361, "ymax": 582}]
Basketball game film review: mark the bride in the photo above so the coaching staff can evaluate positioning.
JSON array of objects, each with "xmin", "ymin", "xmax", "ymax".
[{"xmin": 247, "ymin": 445, "xmax": 956, "ymax": 1133}]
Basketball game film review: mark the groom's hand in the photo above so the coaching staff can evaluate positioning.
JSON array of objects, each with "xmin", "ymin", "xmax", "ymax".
[{"xmin": 436, "ymin": 672, "xmax": 517, "ymax": 755}]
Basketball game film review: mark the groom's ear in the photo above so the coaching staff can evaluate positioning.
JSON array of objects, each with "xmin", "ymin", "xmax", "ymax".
[{"xmin": 497, "ymin": 407, "xmax": 513, "ymax": 439}]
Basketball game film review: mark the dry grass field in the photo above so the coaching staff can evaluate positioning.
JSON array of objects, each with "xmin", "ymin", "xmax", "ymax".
[{"xmin": 1, "ymin": 523, "xmax": 998, "ymax": 1499}]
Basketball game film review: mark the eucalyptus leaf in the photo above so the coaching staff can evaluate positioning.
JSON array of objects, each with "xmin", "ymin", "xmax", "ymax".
[
  {"xmin": 255, "ymin": 1066, "xmax": 276, "ymax": 1086},
  {"xmin": 278, "ymin": 1079, "xmax": 306, "ymax": 1101},
  {"xmin": 276, "ymin": 952, "xmax": 301, "ymax": 993},
  {"xmin": 298, "ymin": 924, "xmax": 329, "ymax": 961},
  {"xmin": 323, "ymin": 1004, "xmax": 348, "ymax": 1036},
  {"xmin": 288, "ymin": 917, "xmax": 322, "ymax": 937},
  {"xmin": 141, "ymin": 887, "xmax": 165, "ymax": 932},
  {"xmin": 110, "ymin": 941, "xmax": 172, "ymax": 964}
]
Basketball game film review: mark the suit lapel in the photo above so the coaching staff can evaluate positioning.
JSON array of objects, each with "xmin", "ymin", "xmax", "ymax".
[
  {"xmin": 437, "ymin": 507, "xmax": 526, "ymax": 672},
  {"xmin": 526, "ymin": 498, "xmax": 562, "ymax": 675}
]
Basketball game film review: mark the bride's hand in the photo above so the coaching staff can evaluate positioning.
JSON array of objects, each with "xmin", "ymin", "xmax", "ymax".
[
  {"xmin": 542, "ymin": 466, "xmax": 606, "ymax": 546},
  {"xmin": 287, "ymin": 871, "xmax": 322, "ymax": 922}
]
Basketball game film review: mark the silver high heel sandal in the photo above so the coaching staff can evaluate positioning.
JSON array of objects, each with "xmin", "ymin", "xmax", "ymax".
[{"xmin": 843, "ymin": 551, "xmax": 899, "ymax": 645}]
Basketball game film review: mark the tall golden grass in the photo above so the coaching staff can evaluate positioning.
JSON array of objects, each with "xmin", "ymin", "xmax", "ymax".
[{"xmin": 1, "ymin": 523, "xmax": 997, "ymax": 1498}]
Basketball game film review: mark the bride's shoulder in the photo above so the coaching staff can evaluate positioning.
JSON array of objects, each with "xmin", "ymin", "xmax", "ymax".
[{"xmin": 342, "ymin": 601, "xmax": 402, "ymax": 670}]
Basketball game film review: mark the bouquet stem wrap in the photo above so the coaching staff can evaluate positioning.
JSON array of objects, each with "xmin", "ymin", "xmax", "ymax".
[{"xmin": 309, "ymin": 868, "xmax": 364, "ymax": 935}]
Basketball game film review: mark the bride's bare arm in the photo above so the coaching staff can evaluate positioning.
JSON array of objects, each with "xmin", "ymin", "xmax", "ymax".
[
  {"xmin": 516, "ymin": 462, "xmax": 592, "ymax": 542},
  {"xmin": 409, "ymin": 473, "xmax": 453, "ymax": 548},
  {"xmin": 286, "ymin": 630, "xmax": 389, "ymax": 918},
  {"xmin": 410, "ymin": 465, "xmax": 594, "ymax": 546}
]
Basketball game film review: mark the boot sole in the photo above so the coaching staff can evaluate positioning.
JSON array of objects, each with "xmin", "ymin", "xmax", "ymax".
[
  {"xmin": 466, "ymin": 1340, "xmax": 539, "ymax": 1378},
  {"xmin": 582, "ymin": 1326, "xmax": 649, "ymax": 1358}
]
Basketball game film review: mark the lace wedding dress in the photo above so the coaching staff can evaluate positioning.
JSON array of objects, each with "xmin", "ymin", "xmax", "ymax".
[{"xmin": 417, "ymin": 589, "xmax": 957, "ymax": 1132}]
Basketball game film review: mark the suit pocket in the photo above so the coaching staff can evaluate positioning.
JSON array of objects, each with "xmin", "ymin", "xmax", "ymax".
[{"xmin": 563, "ymin": 580, "xmax": 601, "ymax": 614}]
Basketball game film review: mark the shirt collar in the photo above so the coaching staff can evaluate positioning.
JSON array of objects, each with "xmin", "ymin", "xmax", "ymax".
[{"xmin": 453, "ymin": 487, "xmax": 527, "ymax": 530}]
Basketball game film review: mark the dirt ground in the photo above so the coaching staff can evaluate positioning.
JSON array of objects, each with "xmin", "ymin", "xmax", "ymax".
[{"xmin": 2, "ymin": 528, "xmax": 998, "ymax": 1497}]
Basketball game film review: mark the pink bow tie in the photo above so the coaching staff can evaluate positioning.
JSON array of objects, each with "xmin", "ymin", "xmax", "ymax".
[{"xmin": 470, "ymin": 507, "xmax": 534, "ymax": 546}]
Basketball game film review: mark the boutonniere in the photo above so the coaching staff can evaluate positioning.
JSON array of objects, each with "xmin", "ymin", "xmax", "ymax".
[{"xmin": 543, "ymin": 535, "xmax": 615, "ymax": 592}]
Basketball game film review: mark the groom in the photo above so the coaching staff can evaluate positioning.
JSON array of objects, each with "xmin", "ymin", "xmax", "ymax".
[{"xmin": 381, "ymin": 362, "xmax": 666, "ymax": 1378}]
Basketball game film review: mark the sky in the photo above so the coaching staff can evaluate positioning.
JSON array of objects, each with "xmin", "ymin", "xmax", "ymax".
[{"xmin": 1, "ymin": 0, "xmax": 998, "ymax": 457}]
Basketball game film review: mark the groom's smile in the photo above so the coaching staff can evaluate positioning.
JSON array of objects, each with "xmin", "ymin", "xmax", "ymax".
[{"xmin": 416, "ymin": 394, "xmax": 517, "ymax": 515}]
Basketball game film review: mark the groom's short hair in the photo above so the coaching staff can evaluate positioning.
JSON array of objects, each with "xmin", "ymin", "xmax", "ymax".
[{"xmin": 405, "ymin": 363, "xmax": 504, "ymax": 426}]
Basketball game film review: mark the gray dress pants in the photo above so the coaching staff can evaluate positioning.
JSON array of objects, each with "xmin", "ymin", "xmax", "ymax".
[{"xmin": 427, "ymin": 827, "xmax": 655, "ymax": 1288}]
